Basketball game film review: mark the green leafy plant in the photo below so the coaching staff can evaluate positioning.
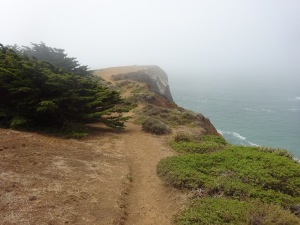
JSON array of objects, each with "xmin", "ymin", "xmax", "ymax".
[
  {"xmin": 170, "ymin": 141, "xmax": 222, "ymax": 154},
  {"xmin": 175, "ymin": 198, "xmax": 300, "ymax": 225},
  {"xmin": 171, "ymin": 134, "xmax": 227, "ymax": 154},
  {"xmin": 255, "ymin": 146, "xmax": 294, "ymax": 159},
  {"xmin": 157, "ymin": 146, "xmax": 300, "ymax": 208}
]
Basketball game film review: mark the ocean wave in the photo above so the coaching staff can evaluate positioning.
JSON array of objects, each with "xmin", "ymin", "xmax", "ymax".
[
  {"xmin": 293, "ymin": 157, "xmax": 300, "ymax": 164},
  {"xmin": 232, "ymin": 132, "xmax": 246, "ymax": 140},
  {"xmin": 296, "ymin": 97, "xmax": 300, "ymax": 100},
  {"xmin": 248, "ymin": 141, "xmax": 259, "ymax": 147},
  {"xmin": 218, "ymin": 130, "xmax": 259, "ymax": 147}
]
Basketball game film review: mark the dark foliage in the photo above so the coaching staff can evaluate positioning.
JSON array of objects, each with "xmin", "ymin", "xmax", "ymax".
[
  {"xmin": 8, "ymin": 42, "xmax": 90, "ymax": 76},
  {"xmin": 0, "ymin": 44, "xmax": 129, "ymax": 131}
]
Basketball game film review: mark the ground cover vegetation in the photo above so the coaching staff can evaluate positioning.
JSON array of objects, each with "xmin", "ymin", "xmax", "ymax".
[
  {"xmin": 138, "ymin": 104, "xmax": 200, "ymax": 135},
  {"xmin": 171, "ymin": 133, "xmax": 228, "ymax": 154},
  {"xmin": 175, "ymin": 197, "xmax": 300, "ymax": 225},
  {"xmin": 140, "ymin": 104, "xmax": 204, "ymax": 127},
  {"xmin": 0, "ymin": 43, "xmax": 129, "ymax": 137},
  {"xmin": 157, "ymin": 132, "xmax": 300, "ymax": 224},
  {"xmin": 114, "ymin": 78, "xmax": 211, "ymax": 136}
]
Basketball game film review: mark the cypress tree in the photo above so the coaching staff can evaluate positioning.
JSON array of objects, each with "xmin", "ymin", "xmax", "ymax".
[{"xmin": 0, "ymin": 44, "xmax": 129, "ymax": 132}]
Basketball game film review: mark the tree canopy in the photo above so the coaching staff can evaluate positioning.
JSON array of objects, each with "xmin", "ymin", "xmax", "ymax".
[
  {"xmin": 9, "ymin": 42, "xmax": 90, "ymax": 76},
  {"xmin": 0, "ymin": 44, "xmax": 129, "ymax": 134}
]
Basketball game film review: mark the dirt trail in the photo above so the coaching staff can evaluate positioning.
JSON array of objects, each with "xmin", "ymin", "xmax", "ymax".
[
  {"xmin": 0, "ymin": 123, "xmax": 186, "ymax": 225},
  {"xmin": 121, "ymin": 123, "xmax": 186, "ymax": 225}
]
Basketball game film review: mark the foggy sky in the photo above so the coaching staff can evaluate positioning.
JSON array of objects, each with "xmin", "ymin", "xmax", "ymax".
[{"xmin": 1, "ymin": 0, "xmax": 300, "ymax": 78}]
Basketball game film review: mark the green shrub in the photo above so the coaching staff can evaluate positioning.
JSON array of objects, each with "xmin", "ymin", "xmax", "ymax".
[
  {"xmin": 175, "ymin": 197, "xmax": 249, "ymax": 225},
  {"xmin": 171, "ymin": 134, "xmax": 227, "ymax": 154},
  {"xmin": 175, "ymin": 198, "xmax": 300, "ymax": 225},
  {"xmin": 170, "ymin": 141, "xmax": 222, "ymax": 154},
  {"xmin": 200, "ymin": 135, "xmax": 228, "ymax": 145},
  {"xmin": 142, "ymin": 117, "xmax": 171, "ymax": 135},
  {"xmin": 9, "ymin": 116, "xmax": 27, "ymax": 128},
  {"xmin": 157, "ymin": 146, "xmax": 300, "ymax": 207},
  {"xmin": 145, "ymin": 105, "xmax": 171, "ymax": 116},
  {"xmin": 174, "ymin": 132, "xmax": 194, "ymax": 142},
  {"xmin": 255, "ymin": 146, "xmax": 294, "ymax": 159}
]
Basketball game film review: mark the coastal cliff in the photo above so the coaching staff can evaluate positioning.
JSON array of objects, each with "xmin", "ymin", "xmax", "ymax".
[
  {"xmin": 2, "ymin": 64, "xmax": 299, "ymax": 225},
  {"xmin": 111, "ymin": 65, "xmax": 173, "ymax": 102},
  {"xmin": 94, "ymin": 65, "xmax": 219, "ymax": 136}
]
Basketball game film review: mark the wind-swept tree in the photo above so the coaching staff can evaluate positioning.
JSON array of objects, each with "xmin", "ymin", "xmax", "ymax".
[
  {"xmin": 10, "ymin": 42, "xmax": 90, "ymax": 76},
  {"xmin": 0, "ymin": 44, "xmax": 129, "ymax": 133}
]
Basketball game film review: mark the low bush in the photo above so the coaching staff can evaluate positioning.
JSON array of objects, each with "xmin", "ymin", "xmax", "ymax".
[
  {"xmin": 142, "ymin": 118, "xmax": 171, "ymax": 135},
  {"xmin": 145, "ymin": 105, "xmax": 171, "ymax": 116},
  {"xmin": 200, "ymin": 135, "xmax": 227, "ymax": 146},
  {"xmin": 140, "ymin": 104, "xmax": 206, "ymax": 127},
  {"xmin": 175, "ymin": 198, "xmax": 300, "ymax": 225},
  {"xmin": 171, "ymin": 134, "xmax": 228, "ymax": 154},
  {"xmin": 170, "ymin": 141, "xmax": 222, "ymax": 154},
  {"xmin": 174, "ymin": 132, "xmax": 194, "ymax": 142},
  {"xmin": 157, "ymin": 146, "xmax": 300, "ymax": 208},
  {"xmin": 255, "ymin": 146, "xmax": 294, "ymax": 159}
]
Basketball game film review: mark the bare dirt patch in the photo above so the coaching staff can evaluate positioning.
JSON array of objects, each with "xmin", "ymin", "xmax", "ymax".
[
  {"xmin": 0, "ymin": 127, "xmax": 129, "ymax": 225},
  {"xmin": 0, "ymin": 123, "xmax": 187, "ymax": 225},
  {"xmin": 122, "ymin": 123, "xmax": 187, "ymax": 225}
]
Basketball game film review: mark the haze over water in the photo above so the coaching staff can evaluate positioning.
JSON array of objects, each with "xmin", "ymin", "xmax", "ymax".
[{"xmin": 170, "ymin": 73, "xmax": 300, "ymax": 158}]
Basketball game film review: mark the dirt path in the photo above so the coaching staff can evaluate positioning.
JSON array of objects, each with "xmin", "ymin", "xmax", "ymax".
[
  {"xmin": 120, "ymin": 123, "xmax": 186, "ymax": 225},
  {"xmin": 0, "ymin": 123, "xmax": 186, "ymax": 225}
]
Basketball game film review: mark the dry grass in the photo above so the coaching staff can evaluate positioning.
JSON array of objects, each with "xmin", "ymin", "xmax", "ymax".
[{"xmin": 0, "ymin": 128, "xmax": 129, "ymax": 225}]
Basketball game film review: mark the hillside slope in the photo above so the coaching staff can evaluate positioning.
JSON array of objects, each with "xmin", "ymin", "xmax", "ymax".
[
  {"xmin": 1, "ymin": 65, "xmax": 218, "ymax": 224},
  {"xmin": 0, "ymin": 122, "xmax": 187, "ymax": 225},
  {"xmin": 94, "ymin": 65, "xmax": 219, "ymax": 136}
]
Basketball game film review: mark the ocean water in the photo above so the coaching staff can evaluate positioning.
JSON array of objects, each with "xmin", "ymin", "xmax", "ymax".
[{"xmin": 169, "ymin": 74, "xmax": 300, "ymax": 158}]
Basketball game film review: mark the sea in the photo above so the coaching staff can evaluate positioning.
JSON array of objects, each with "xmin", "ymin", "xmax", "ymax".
[{"xmin": 169, "ymin": 73, "xmax": 300, "ymax": 158}]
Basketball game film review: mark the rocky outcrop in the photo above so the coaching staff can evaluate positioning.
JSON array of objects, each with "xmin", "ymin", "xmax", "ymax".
[{"xmin": 112, "ymin": 65, "xmax": 174, "ymax": 102}]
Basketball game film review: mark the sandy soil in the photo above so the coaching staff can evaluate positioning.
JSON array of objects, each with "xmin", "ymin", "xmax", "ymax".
[{"xmin": 0, "ymin": 123, "xmax": 186, "ymax": 225}]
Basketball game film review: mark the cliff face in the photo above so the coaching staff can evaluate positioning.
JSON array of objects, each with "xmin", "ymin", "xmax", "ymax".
[
  {"xmin": 111, "ymin": 65, "xmax": 174, "ymax": 102},
  {"xmin": 94, "ymin": 65, "xmax": 219, "ymax": 136}
]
